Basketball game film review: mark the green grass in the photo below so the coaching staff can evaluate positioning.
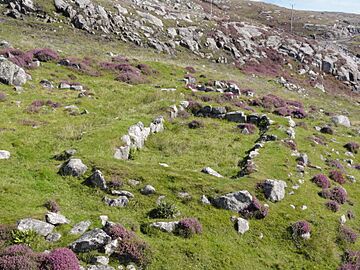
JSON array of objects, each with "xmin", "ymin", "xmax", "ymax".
[{"xmin": 0, "ymin": 15, "xmax": 359, "ymax": 270}]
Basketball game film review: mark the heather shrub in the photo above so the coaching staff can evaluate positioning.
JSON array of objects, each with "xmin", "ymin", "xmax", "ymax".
[
  {"xmin": 148, "ymin": 202, "xmax": 178, "ymax": 219},
  {"xmin": 188, "ymin": 120, "xmax": 204, "ymax": 129},
  {"xmin": 237, "ymin": 123, "xmax": 257, "ymax": 134},
  {"xmin": 311, "ymin": 174, "xmax": 331, "ymax": 188},
  {"xmin": 41, "ymin": 248, "xmax": 79, "ymax": 270},
  {"xmin": 137, "ymin": 63, "xmax": 156, "ymax": 75},
  {"xmin": 330, "ymin": 170, "xmax": 346, "ymax": 185},
  {"xmin": 185, "ymin": 66, "xmax": 196, "ymax": 73},
  {"xmin": 344, "ymin": 142, "xmax": 359, "ymax": 154},
  {"xmin": 0, "ymin": 244, "xmax": 39, "ymax": 270},
  {"xmin": 115, "ymin": 237, "xmax": 152, "ymax": 267},
  {"xmin": 187, "ymin": 100, "xmax": 202, "ymax": 114},
  {"xmin": 325, "ymin": 200, "xmax": 340, "ymax": 212},
  {"xmin": 330, "ymin": 186, "xmax": 347, "ymax": 204},
  {"xmin": 0, "ymin": 48, "xmax": 34, "ymax": 67},
  {"xmin": 339, "ymin": 226, "xmax": 358, "ymax": 243},
  {"xmin": 107, "ymin": 180, "xmax": 123, "ymax": 189},
  {"xmin": 327, "ymin": 160, "xmax": 344, "ymax": 170},
  {"xmin": 339, "ymin": 250, "xmax": 360, "ymax": 270},
  {"xmin": 44, "ymin": 200, "xmax": 60, "ymax": 213},
  {"xmin": 292, "ymin": 221, "xmax": 311, "ymax": 238},
  {"xmin": 175, "ymin": 218, "xmax": 202, "ymax": 238},
  {"xmin": 116, "ymin": 72, "xmax": 146, "ymax": 85},
  {"xmin": 104, "ymin": 223, "xmax": 135, "ymax": 240},
  {"xmin": 31, "ymin": 48, "xmax": 59, "ymax": 62},
  {"xmin": 239, "ymin": 197, "xmax": 268, "ymax": 219}
]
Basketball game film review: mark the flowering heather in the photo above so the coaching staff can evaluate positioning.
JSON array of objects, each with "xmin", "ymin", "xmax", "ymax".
[
  {"xmin": 326, "ymin": 160, "xmax": 344, "ymax": 170},
  {"xmin": 41, "ymin": 248, "xmax": 79, "ymax": 270},
  {"xmin": 104, "ymin": 223, "xmax": 135, "ymax": 240},
  {"xmin": 354, "ymin": 164, "xmax": 360, "ymax": 170},
  {"xmin": 176, "ymin": 218, "xmax": 202, "ymax": 238},
  {"xmin": 0, "ymin": 245, "xmax": 39, "ymax": 270},
  {"xmin": 344, "ymin": 142, "xmax": 359, "ymax": 154},
  {"xmin": 116, "ymin": 71, "xmax": 146, "ymax": 85},
  {"xmin": 44, "ymin": 200, "xmax": 60, "ymax": 213},
  {"xmin": 325, "ymin": 200, "xmax": 340, "ymax": 212},
  {"xmin": 186, "ymin": 100, "xmax": 202, "ymax": 114},
  {"xmin": 330, "ymin": 170, "xmax": 346, "ymax": 185},
  {"xmin": 339, "ymin": 226, "xmax": 358, "ymax": 243},
  {"xmin": 339, "ymin": 250, "xmax": 360, "ymax": 270},
  {"xmin": 292, "ymin": 221, "xmax": 311, "ymax": 237},
  {"xmin": 312, "ymin": 174, "xmax": 331, "ymax": 188},
  {"xmin": 0, "ymin": 48, "xmax": 34, "ymax": 67},
  {"xmin": 137, "ymin": 63, "xmax": 156, "ymax": 75},
  {"xmin": 331, "ymin": 187, "xmax": 347, "ymax": 204},
  {"xmin": 320, "ymin": 126, "xmax": 334, "ymax": 135},
  {"xmin": 115, "ymin": 237, "xmax": 151, "ymax": 267},
  {"xmin": 31, "ymin": 48, "xmax": 59, "ymax": 62},
  {"xmin": 239, "ymin": 197, "xmax": 268, "ymax": 220},
  {"xmin": 237, "ymin": 123, "xmax": 257, "ymax": 134},
  {"xmin": 185, "ymin": 66, "xmax": 196, "ymax": 73}
]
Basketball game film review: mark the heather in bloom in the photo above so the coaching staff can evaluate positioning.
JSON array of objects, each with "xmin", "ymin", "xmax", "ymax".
[
  {"xmin": 115, "ymin": 237, "xmax": 152, "ymax": 267},
  {"xmin": 0, "ymin": 245, "xmax": 39, "ymax": 270},
  {"xmin": 104, "ymin": 223, "xmax": 135, "ymax": 240},
  {"xmin": 41, "ymin": 248, "xmax": 80, "ymax": 270},
  {"xmin": 339, "ymin": 250, "xmax": 360, "ymax": 270},
  {"xmin": 339, "ymin": 226, "xmax": 358, "ymax": 244},
  {"xmin": 325, "ymin": 200, "xmax": 340, "ymax": 212},
  {"xmin": 239, "ymin": 197, "xmax": 268, "ymax": 220},
  {"xmin": 176, "ymin": 218, "xmax": 202, "ymax": 238},
  {"xmin": 331, "ymin": 187, "xmax": 347, "ymax": 204},
  {"xmin": 44, "ymin": 200, "xmax": 60, "ymax": 213},
  {"xmin": 312, "ymin": 174, "xmax": 331, "ymax": 188},
  {"xmin": 329, "ymin": 170, "xmax": 346, "ymax": 185},
  {"xmin": 292, "ymin": 221, "xmax": 311, "ymax": 237},
  {"xmin": 31, "ymin": 48, "xmax": 59, "ymax": 62}
]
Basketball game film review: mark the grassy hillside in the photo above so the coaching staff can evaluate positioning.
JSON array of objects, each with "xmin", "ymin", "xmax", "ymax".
[{"xmin": 0, "ymin": 11, "xmax": 360, "ymax": 270}]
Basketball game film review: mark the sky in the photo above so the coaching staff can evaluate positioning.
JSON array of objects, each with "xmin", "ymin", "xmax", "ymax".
[{"xmin": 252, "ymin": 0, "xmax": 360, "ymax": 14}]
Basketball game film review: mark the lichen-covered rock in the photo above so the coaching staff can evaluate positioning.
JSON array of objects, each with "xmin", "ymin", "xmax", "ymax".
[
  {"xmin": 85, "ymin": 170, "xmax": 108, "ymax": 190},
  {"xmin": 201, "ymin": 167, "xmax": 223, "ymax": 178},
  {"xmin": 70, "ymin": 228, "xmax": 111, "ymax": 253},
  {"xmin": 331, "ymin": 115, "xmax": 351, "ymax": 127},
  {"xmin": 0, "ymin": 57, "xmax": 28, "ymax": 86},
  {"xmin": 17, "ymin": 218, "xmax": 54, "ymax": 236},
  {"xmin": 151, "ymin": 221, "xmax": 179, "ymax": 233},
  {"xmin": 103, "ymin": 196, "xmax": 129, "ymax": 207},
  {"xmin": 212, "ymin": 190, "xmax": 253, "ymax": 212},
  {"xmin": 59, "ymin": 158, "xmax": 88, "ymax": 177},
  {"xmin": 70, "ymin": 220, "xmax": 91, "ymax": 235},
  {"xmin": 263, "ymin": 179, "xmax": 287, "ymax": 202},
  {"xmin": 45, "ymin": 212, "xmax": 69, "ymax": 225}
]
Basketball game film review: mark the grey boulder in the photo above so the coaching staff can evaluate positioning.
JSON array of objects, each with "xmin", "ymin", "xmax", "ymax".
[
  {"xmin": 331, "ymin": 115, "xmax": 351, "ymax": 127},
  {"xmin": 0, "ymin": 57, "xmax": 28, "ymax": 86},
  {"xmin": 103, "ymin": 196, "xmax": 129, "ymax": 207},
  {"xmin": 70, "ymin": 228, "xmax": 111, "ymax": 253},
  {"xmin": 263, "ymin": 179, "xmax": 287, "ymax": 202},
  {"xmin": 85, "ymin": 170, "xmax": 108, "ymax": 190},
  {"xmin": 70, "ymin": 220, "xmax": 91, "ymax": 235},
  {"xmin": 17, "ymin": 218, "xmax": 54, "ymax": 236},
  {"xmin": 212, "ymin": 190, "xmax": 253, "ymax": 212},
  {"xmin": 201, "ymin": 167, "xmax": 223, "ymax": 178},
  {"xmin": 150, "ymin": 221, "xmax": 179, "ymax": 233},
  {"xmin": 59, "ymin": 158, "xmax": 88, "ymax": 177},
  {"xmin": 45, "ymin": 212, "xmax": 69, "ymax": 225}
]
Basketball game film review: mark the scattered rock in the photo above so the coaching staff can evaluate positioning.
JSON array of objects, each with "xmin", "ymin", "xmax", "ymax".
[
  {"xmin": 141, "ymin": 185, "xmax": 156, "ymax": 195},
  {"xmin": 263, "ymin": 179, "xmax": 287, "ymax": 202},
  {"xmin": 110, "ymin": 190, "xmax": 134, "ymax": 198},
  {"xmin": 212, "ymin": 190, "xmax": 253, "ymax": 212},
  {"xmin": 59, "ymin": 158, "xmax": 88, "ymax": 177},
  {"xmin": 85, "ymin": 170, "xmax": 108, "ymax": 190},
  {"xmin": 70, "ymin": 220, "xmax": 91, "ymax": 235},
  {"xmin": 233, "ymin": 217, "xmax": 249, "ymax": 235},
  {"xmin": 201, "ymin": 167, "xmax": 223, "ymax": 178},
  {"xmin": 17, "ymin": 218, "xmax": 54, "ymax": 236},
  {"xmin": 200, "ymin": 195, "xmax": 211, "ymax": 205},
  {"xmin": 0, "ymin": 57, "xmax": 28, "ymax": 86},
  {"xmin": 90, "ymin": 256, "xmax": 109, "ymax": 266},
  {"xmin": 45, "ymin": 212, "xmax": 69, "ymax": 225},
  {"xmin": 103, "ymin": 196, "xmax": 129, "ymax": 207},
  {"xmin": 331, "ymin": 115, "xmax": 351, "ymax": 127},
  {"xmin": 0, "ymin": 150, "xmax": 10, "ymax": 159},
  {"xmin": 150, "ymin": 221, "xmax": 179, "ymax": 233},
  {"xmin": 46, "ymin": 232, "xmax": 62, "ymax": 242},
  {"xmin": 70, "ymin": 228, "xmax": 111, "ymax": 253}
]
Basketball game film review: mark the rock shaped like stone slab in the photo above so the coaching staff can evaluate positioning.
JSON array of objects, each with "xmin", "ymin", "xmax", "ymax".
[
  {"xmin": 201, "ymin": 167, "xmax": 223, "ymax": 178},
  {"xmin": 0, "ymin": 150, "xmax": 10, "ymax": 159},
  {"xmin": 59, "ymin": 158, "xmax": 88, "ymax": 177},
  {"xmin": 85, "ymin": 170, "xmax": 108, "ymax": 190},
  {"xmin": 103, "ymin": 196, "xmax": 129, "ymax": 207},
  {"xmin": 0, "ymin": 57, "xmax": 28, "ymax": 86},
  {"xmin": 225, "ymin": 111, "xmax": 246, "ymax": 123},
  {"xmin": 331, "ymin": 115, "xmax": 351, "ymax": 128},
  {"xmin": 263, "ymin": 179, "xmax": 287, "ymax": 202},
  {"xmin": 212, "ymin": 190, "xmax": 253, "ymax": 212},
  {"xmin": 235, "ymin": 218, "xmax": 249, "ymax": 235},
  {"xmin": 17, "ymin": 218, "xmax": 54, "ymax": 236},
  {"xmin": 70, "ymin": 228, "xmax": 111, "ymax": 253},
  {"xmin": 45, "ymin": 212, "xmax": 69, "ymax": 225},
  {"xmin": 70, "ymin": 220, "xmax": 91, "ymax": 235},
  {"xmin": 151, "ymin": 221, "xmax": 179, "ymax": 233}
]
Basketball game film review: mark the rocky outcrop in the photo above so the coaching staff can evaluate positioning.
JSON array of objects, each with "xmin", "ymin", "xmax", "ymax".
[
  {"xmin": 263, "ymin": 179, "xmax": 287, "ymax": 202},
  {"xmin": 212, "ymin": 190, "xmax": 253, "ymax": 212},
  {"xmin": 70, "ymin": 228, "xmax": 111, "ymax": 253}
]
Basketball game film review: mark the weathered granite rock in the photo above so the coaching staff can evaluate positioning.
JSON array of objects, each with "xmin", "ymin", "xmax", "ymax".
[
  {"xmin": 70, "ymin": 228, "xmax": 111, "ymax": 253},
  {"xmin": 17, "ymin": 218, "xmax": 54, "ymax": 236}
]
